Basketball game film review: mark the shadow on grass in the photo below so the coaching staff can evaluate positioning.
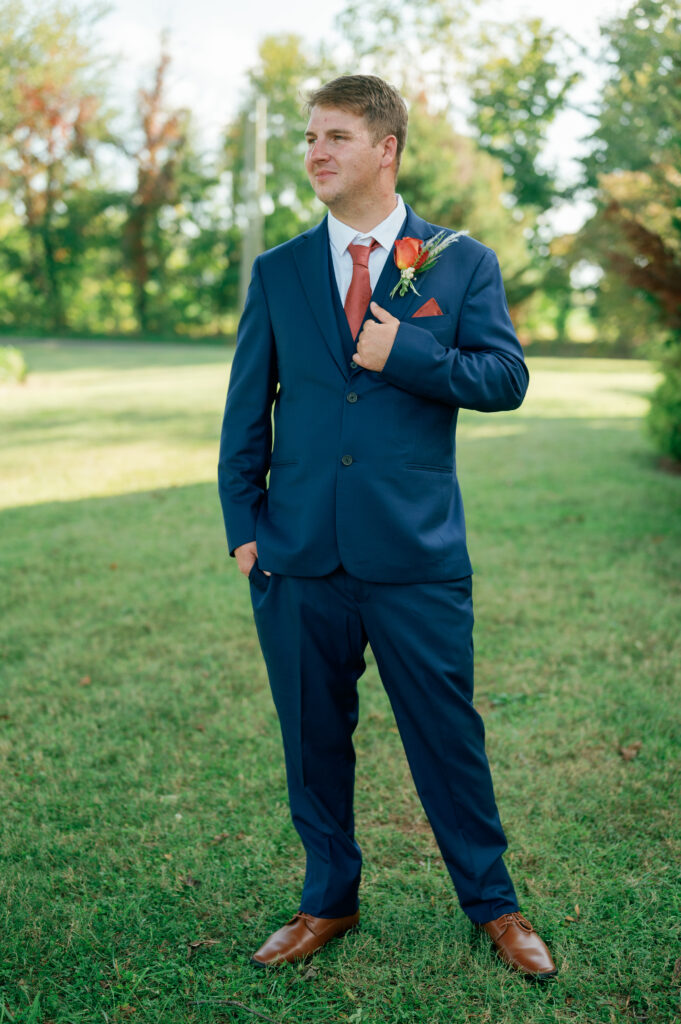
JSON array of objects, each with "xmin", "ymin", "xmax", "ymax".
[{"xmin": 1, "ymin": 417, "xmax": 679, "ymax": 546}]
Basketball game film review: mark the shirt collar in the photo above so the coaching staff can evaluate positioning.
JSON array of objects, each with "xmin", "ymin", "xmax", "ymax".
[{"xmin": 327, "ymin": 193, "xmax": 407, "ymax": 257}]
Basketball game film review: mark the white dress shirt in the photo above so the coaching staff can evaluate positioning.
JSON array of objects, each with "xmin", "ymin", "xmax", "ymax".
[{"xmin": 327, "ymin": 193, "xmax": 407, "ymax": 305}]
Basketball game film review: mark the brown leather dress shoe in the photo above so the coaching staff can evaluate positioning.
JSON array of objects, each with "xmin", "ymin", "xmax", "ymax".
[
  {"xmin": 251, "ymin": 910, "xmax": 360, "ymax": 967},
  {"xmin": 481, "ymin": 911, "xmax": 557, "ymax": 980}
]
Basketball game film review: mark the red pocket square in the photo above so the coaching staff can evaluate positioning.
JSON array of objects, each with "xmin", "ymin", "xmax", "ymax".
[{"xmin": 412, "ymin": 297, "xmax": 444, "ymax": 317}]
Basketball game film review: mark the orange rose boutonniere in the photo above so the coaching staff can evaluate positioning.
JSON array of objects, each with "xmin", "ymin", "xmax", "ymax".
[{"xmin": 390, "ymin": 230, "xmax": 468, "ymax": 299}]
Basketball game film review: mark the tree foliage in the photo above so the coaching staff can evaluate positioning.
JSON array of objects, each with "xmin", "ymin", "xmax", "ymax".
[
  {"xmin": 119, "ymin": 35, "xmax": 214, "ymax": 333},
  {"xmin": 583, "ymin": 0, "xmax": 680, "ymax": 186},
  {"xmin": 467, "ymin": 18, "xmax": 581, "ymax": 212},
  {"xmin": 575, "ymin": 0, "xmax": 681, "ymax": 456},
  {"xmin": 579, "ymin": 0, "xmax": 681, "ymax": 335},
  {"xmin": 0, "ymin": 0, "xmax": 115, "ymax": 330}
]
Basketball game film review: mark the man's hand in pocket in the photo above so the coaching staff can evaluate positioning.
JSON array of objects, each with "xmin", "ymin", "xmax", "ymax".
[{"xmin": 234, "ymin": 541, "xmax": 272, "ymax": 577}]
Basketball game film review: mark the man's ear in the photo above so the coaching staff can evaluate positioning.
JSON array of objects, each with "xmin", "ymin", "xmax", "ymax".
[{"xmin": 380, "ymin": 134, "xmax": 398, "ymax": 172}]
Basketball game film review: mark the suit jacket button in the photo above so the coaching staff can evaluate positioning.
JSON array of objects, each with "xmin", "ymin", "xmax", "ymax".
[
  {"xmin": 350, "ymin": 360, "xmax": 358, "ymax": 368},
  {"xmin": 341, "ymin": 455, "xmax": 353, "ymax": 466},
  {"xmin": 346, "ymin": 392, "xmax": 358, "ymax": 403}
]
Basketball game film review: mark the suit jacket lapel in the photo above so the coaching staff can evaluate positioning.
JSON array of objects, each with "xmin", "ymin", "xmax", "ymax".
[
  {"xmin": 293, "ymin": 215, "xmax": 348, "ymax": 380},
  {"xmin": 371, "ymin": 203, "xmax": 435, "ymax": 321}
]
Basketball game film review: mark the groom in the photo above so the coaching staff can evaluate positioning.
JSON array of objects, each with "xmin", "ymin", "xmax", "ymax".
[{"xmin": 218, "ymin": 74, "xmax": 557, "ymax": 980}]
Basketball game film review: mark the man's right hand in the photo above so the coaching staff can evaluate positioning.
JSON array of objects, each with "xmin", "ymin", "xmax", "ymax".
[{"xmin": 234, "ymin": 541, "xmax": 272, "ymax": 577}]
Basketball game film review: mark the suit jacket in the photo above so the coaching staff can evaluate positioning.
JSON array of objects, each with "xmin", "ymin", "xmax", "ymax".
[{"xmin": 217, "ymin": 202, "xmax": 529, "ymax": 583}]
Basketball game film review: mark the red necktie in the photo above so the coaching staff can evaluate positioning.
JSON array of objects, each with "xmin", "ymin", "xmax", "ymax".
[{"xmin": 344, "ymin": 238, "xmax": 381, "ymax": 339}]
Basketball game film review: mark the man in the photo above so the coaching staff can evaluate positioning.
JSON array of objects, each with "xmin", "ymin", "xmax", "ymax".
[{"xmin": 217, "ymin": 74, "xmax": 557, "ymax": 980}]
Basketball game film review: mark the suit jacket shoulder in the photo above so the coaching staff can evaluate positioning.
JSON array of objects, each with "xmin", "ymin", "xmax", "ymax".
[
  {"xmin": 256, "ymin": 221, "xmax": 323, "ymax": 270},
  {"xmin": 414, "ymin": 217, "xmax": 495, "ymax": 267}
]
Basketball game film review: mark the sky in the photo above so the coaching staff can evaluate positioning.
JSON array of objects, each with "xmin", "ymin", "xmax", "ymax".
[{"xmin": 77, "ymin": 0, "xmax": 632, "ymax": 231}]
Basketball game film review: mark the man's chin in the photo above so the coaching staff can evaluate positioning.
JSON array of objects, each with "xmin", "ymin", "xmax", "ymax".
[{"xmin": 311, "ymin": 178, "xmax": 339, "ymax": 203}]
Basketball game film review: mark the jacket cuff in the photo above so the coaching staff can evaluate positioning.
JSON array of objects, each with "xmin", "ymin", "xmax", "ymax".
[{"xmin": 381, "ymin": 321, "xmax": 444, "ymax": 389}]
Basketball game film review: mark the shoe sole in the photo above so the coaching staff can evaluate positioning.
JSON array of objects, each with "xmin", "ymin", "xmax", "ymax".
[
  {"xmin": 250, "ymin": 923, "xmax": 360, "ymax": 968},
  {"xmin": 508, "ymin": 962, "xmax": 558, "ymax": 982},
  {"xmin": 523, "ymin": 970, "xmax": 559, "ymax": 983}
]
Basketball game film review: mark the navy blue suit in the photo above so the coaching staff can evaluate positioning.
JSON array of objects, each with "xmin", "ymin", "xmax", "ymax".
[{"xmin": 218, "ymin": 203, "xmax": 528, "ymax": 923}]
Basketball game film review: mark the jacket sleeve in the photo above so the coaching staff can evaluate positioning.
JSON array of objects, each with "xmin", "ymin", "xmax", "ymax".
[
  {"xmin": 217, "ymin": 256, "xmax": 278, "ymax": 557},
  {"xmin": 379, "ymin": 248, "xmax": 529, "ymax": 412}
]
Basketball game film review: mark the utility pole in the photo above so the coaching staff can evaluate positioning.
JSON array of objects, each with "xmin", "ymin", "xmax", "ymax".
[{"xmin": 239, "ymin": 95, "xmax": 267, "ymax": 311}]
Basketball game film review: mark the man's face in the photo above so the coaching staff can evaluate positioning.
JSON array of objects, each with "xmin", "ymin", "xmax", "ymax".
[{"xmin": 304, "ymin": 105, "xmax": 388, "ymax": 208}]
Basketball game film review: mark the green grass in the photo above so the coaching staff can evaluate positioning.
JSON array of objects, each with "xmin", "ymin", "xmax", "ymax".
[{"xmin": 1, "ymin": 342, "xmax": 680, "ymax": 1024}]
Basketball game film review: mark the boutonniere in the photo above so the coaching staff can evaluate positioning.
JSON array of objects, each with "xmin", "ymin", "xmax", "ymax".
[{"xmin": 389, "ymin": 230, "xmax": 469, "ymax": 299}]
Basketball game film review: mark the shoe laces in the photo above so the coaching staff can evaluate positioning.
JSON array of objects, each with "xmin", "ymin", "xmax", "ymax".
[
  {"xmin": 287, "ymin": 911, "xmax": 317, "ymax": 930},
  {"xmin": 503, "ymin": 911, "xmax": 534, "ymax": 932}
]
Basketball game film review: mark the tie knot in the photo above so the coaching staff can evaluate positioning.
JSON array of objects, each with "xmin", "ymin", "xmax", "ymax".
[{"xmin": 347, "ymin": 238, "xmax": 380, "ymax": 268}]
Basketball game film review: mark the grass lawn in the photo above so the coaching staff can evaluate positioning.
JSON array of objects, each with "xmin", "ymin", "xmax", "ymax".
[{"xmin": 1, "ymin": 341, "xmax": 679, "ymax": 1024}]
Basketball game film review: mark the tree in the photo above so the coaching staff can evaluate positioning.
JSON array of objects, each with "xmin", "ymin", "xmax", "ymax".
[
  {"xmin": 582, "ymin": 0, "xmax": 681, "ymax": 188},
  {"xmin": 576, "ymin": 0, "xmax": 681, "ymax": 454},
  {"xmin": 0, "ymin": 0, "xmax": 115, "ymax": 331},
  {"xmin": 120, "ymin": 33, "xmax": 215, "ymax": 334},
  {"xmin": 578, "ymin": 0, "xmax": 681, "ymax": 332},
  {"xmin": 466, "ymin": 18, "xmax": 581, "ymax": 214}
]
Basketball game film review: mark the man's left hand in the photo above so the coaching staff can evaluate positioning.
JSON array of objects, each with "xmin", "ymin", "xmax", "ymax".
[{"xmin": 353, "ymin": 301, "xmax": 399, "ymax": 372}]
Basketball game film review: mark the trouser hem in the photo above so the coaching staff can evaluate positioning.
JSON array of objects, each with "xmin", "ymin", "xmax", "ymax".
[
  {"xmin": 465, "ymin": 901, "xmax": 520, "ymax": 925},
  {"xmin": 299, "ymin": 900, "xmax": 360, "ymax": 918}
]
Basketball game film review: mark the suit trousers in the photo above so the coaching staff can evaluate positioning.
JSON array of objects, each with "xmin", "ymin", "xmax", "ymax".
[{"xmin": 247, "ymin": 559, "xmax": 520, "ymax": 925}]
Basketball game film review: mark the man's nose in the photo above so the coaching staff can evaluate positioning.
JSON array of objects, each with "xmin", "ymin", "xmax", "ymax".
[{"xmin": 308, "ymin": 140, "xmax": 330, "ymax": 162}]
